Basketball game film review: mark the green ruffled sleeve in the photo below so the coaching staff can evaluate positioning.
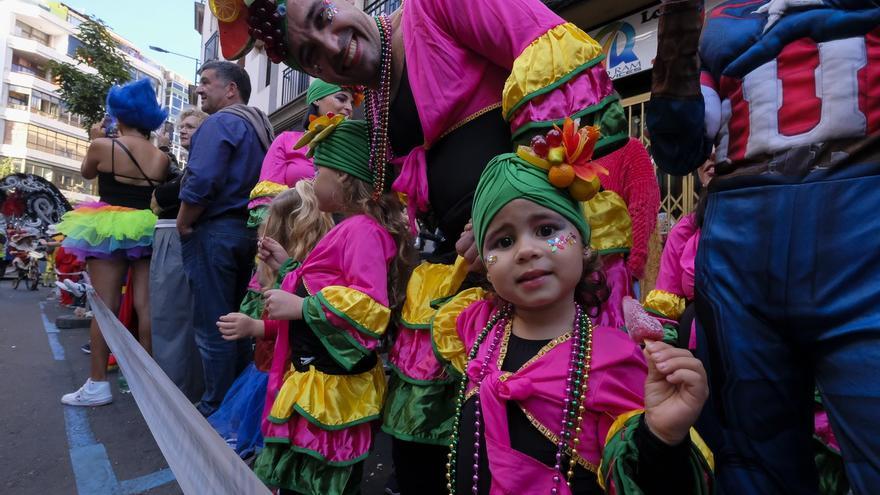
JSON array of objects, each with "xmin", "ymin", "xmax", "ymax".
[
  {"xmin": 302, "ymin": 286, "xmax": 390, "ymax": 371},
  {"xmin": 599, "ymin": 412, "xmax": 714, "ymax": 494},
  {"xmin": 237, "ymin": 259, "xmax": 300, "ymax": 319}
]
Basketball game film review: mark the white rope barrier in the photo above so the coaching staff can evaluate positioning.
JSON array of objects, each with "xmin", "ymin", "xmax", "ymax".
[{"xmin": 87, "ymin": 288, "xmax": 272, "ymax": 495}]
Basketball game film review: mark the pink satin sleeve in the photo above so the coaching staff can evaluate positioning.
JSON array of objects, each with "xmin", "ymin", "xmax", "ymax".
[
  {"xmin": 655, "ymin": 213, "xmax": 698, "ymax": 296},
  {"xmin": 680, "ymin": 229, "xmax": 701, "ymax": 301}
]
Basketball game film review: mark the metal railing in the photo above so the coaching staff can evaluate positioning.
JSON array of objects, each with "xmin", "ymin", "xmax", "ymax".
[
  {"xmin": 281, "ymin": 67, "xmax": 310, "ymax": 105},
  {"xmin": 204, "ymin": 31, "xmax": 219, "ymax": 63},
  {"xmin": 363, "ymin": 0, "xmax": 401, "ymax": 16},
  {"xmin": 11, "ymin": 64, "xmax": 48, "ymax": 80}
]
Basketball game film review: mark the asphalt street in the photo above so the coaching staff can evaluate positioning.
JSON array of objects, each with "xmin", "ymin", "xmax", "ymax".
[{"xmin": 0, "ymin": 281, "xmax": 393, "ymax": 495}]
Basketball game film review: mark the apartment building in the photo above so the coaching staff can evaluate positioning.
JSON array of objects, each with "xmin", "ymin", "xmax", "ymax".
[{"xmin": 0, "ymin": 0, "xmax": 191, "ymax": 203}]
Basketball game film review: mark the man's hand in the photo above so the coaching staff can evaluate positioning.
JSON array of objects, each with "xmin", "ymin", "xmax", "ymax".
[
  {"xmin": 455, "ymin": 222, "xmax": 484, "ymax": 273},
  {"xmin": 264, "ymin": 289, "xmax": 304, "ymax": 321},
  {"xmin": 176, "ymin": 202, "xmax": 205, "ymax": 238},
  {"xmin": 643, "ymin": 341, "xmax": 708, "ymax": 445},
  {"xmin": 177, "ymin": 222, "xmax": 194, "ymax": 237}
]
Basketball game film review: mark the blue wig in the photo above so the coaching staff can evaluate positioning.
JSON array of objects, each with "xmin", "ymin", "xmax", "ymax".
[{"xmin": 105, "ymin": 78, "xmax": 168, "ymax": 131}]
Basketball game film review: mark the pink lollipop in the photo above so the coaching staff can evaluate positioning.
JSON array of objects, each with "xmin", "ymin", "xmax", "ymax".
[{"xmin": 622, "ymin": 296, "xmax": 665, "ymax": 343}]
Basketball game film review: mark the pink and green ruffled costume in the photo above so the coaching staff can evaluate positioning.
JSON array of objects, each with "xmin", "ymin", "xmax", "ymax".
[
  {"xmin": 254, "ymin": 215, "xmax": 395, "ymax": 495},
  {"xmin": 246, "ymin": 130, "xmax": 314, "ymax": 227},
  {"xmin": 384, "ymin": 0, "xmax": 629, "ymax": 447},
  {"xmin": 432, "ymin": 289, "xmax": 714, "ymax": 494}
]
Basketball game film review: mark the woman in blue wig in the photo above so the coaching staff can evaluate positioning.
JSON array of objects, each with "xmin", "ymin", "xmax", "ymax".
[{"xmin": 59, "ymin": 78, "xmax": 171, "ymax": 407}]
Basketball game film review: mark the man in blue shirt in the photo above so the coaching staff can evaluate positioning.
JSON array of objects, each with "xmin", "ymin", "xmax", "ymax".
[{"xmin": 178, "ymin": 60, "xmax": 273, "ymax": 417}]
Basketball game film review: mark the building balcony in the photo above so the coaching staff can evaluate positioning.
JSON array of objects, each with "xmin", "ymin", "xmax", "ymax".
[
  {"xmin": 6, "ymin": 71, "xmax": 60, "ymax": 97},
  {"xmin": 363, "ymin": 0, "xmax": 402, "ymax": 16},
  {"xmin": 281, "ymin": 67, "xmax": 309, "ymax": 106},
  {"xmin": 7, "ymin": 35, "xmax": 72, "ymax": 66},
  {"xmin": 204, "ymin": 31, "xmax": 219, "ymax": 63}
]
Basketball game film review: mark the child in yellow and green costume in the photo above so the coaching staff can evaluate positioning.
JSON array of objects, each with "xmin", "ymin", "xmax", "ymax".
[{"xmin": 229, "ymin": 118, "xmax": 411, "ymax": 495}]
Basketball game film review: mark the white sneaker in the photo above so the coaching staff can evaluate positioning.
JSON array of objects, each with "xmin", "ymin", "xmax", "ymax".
[
  {"xmin": 63, "ymin": 279, "xmax": 85, "ymax": 297},
  {"xmin": 61, "ymin": 378, "xmax": 112, "ymax": 406}
]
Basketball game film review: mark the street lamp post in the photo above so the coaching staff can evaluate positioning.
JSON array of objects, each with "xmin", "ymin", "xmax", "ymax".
[{"xmin": 149, "ymin": 45, "xmax": 201, "ymax": 84}]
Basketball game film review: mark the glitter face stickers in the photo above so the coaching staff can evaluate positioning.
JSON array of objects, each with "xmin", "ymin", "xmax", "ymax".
[
  {"xmin": 322, "ymin": 0, "xmax": 338, "ymax": 24},
  {"xmin": 547, "ymin": 232, "xmax": 577, "ymax": 253},
  {"xmin": 485, "ymin": 255, "xmax": 498, "ymax": 266}
]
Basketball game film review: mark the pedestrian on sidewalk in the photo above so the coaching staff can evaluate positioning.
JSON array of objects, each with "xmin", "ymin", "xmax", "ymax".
[
  {"xmin": 177, "ymin": 60, "xmax": 273, "ymax": 417},
  {"xmin": 149, "ymin": 107, "xmax": 208, "ymax": 402},
  {"xmin": 59, "ymin": 78, "xmax": 170, "ymax": 406}
]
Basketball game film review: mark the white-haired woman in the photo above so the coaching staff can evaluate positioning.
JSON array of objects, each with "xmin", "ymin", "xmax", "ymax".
[{"xmin": 149, "ymin": 106, "xmax": 208, "ymax": 401}]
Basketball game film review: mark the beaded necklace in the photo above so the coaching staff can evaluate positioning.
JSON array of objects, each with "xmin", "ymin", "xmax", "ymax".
[
  {"xmin": 446, "ymin": 304, "xmax": 594, "ymax": 495},
  {"xmin": 364, "ymin": 15, "xmax": 393, "ymax": 198}
]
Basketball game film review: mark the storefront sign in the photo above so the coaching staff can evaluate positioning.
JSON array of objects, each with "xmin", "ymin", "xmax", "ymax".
[{"xmin": 589, "ymin": 0, "xmax": 724, "ymax": 80}]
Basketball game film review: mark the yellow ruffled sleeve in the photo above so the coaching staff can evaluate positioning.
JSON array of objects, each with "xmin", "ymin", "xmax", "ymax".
[
  {"xmin": 502, "ymin": 23, "xmax": 605, "ymax": 120},
  {"xmin": 302, "ymin": 286, "xmax": 391, "ymax": 371},
  {"xmin": 431, "ymin": 287, "xmax": 488, "ymax": 376},
  {"xmin": 317, "ymin": 285, "xmax": 391, "ymax": 338},
  {"xmin": 401, "ymin": 257, "xmax": 469, "ymax": 329},
  {"xmin": 249, "ymin": 179, "xmax": 289, "ymax": 200},
  {"xmin": 583, "ymin": 190, "xmax": 633, "ymax": 255},
  {"xmin": 644, "ymin": 289, "xmax": 687, "ymax": 321}
]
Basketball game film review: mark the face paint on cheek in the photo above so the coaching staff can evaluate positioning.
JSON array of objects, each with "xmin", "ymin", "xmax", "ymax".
[
  {"xmin": 323, "ymin": 0, "xmax": 338, "ymax": 23},
  {"xmin": 484, "ymin": 255, "xmax": 497, "ymax": 266},
  {"xmin": 547, "ymin": 232, "xmax": 578, "ymax": 253}
]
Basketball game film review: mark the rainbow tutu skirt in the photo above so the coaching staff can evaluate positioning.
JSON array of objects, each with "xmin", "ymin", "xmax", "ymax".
[{"xmin": 57, "ymin": 201, "xmax": 157, "ymax": 261}]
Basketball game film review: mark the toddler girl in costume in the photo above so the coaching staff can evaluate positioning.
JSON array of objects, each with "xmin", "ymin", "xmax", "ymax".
[
  {"xmin": 212, "ymin": 182, "xmax": 334, "ymax": 459},
  {"xmin": 434, "ymin": 129, "xmax": 713, "ymax": 494},
  {"xmin": 220, "ymin": 118, "xmax": 412, "ymax": 495}
]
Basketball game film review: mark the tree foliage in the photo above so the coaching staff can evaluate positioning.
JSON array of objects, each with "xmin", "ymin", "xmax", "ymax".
[
  {"xmin": 48, "ymin": 18, "xmax": 130, "ymax": 131},
  {"xmin": 0, "ymin": 157, "xmax": 15, "ymax": 179}
]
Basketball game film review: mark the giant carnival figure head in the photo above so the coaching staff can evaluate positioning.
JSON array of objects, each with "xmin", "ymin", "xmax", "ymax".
[{"xmin": 212, "ymin": 0, "xmax": 383, "ymax": 86}]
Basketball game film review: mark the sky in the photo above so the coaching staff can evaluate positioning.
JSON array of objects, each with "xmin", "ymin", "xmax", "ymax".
[{"xmin": 61, "ymin": 0, "xmax": 203, "ymax": 83}]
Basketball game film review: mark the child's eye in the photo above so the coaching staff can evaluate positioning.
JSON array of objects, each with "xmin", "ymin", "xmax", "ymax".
[
  {"xmin": 537, "ymin": 225, "xmax": 556, "ymax": 237},
  {"xmin": 495, "ymin": 236, "xmax": 513, "ymax": 249}
]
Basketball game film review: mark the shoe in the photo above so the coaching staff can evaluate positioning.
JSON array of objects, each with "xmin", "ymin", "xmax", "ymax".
[
  {"xmin": 384, "ymin": 475, "xmax": 401, "ymax": 495},
  {"xmin": 80, "ymin": 342, "xmax": 91, "ymax": 354},
  {"xmin": 63, "ymin": 279, "xmax": 85, "ymax": 297},
  {"xmin": 61, "ymin": 378, "xmax": 112, "ymax": 406}
]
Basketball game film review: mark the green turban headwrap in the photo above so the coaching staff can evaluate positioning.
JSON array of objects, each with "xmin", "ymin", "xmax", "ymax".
[
  {"xmin": 312, "ymin": 119, "xmax": 372, "ymax": 184},
  {"xmin": 306, "ymin": 79, "xmax": 346, "ymax": 105},
  {"xmin": 472, "ymin": 153, "xmax": 590, "ymax": 257}
]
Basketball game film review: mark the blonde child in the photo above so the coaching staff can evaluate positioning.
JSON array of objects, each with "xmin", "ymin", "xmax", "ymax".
[
  {"xmin": 218, "ymin": 118, "xmax": 413, "ymax": 494},
  {"xmin": 434, "ymin": 130, "xmax": 713, "ymax": 494},
  {"xmin": 210, "ymin": 182, "xmax": 333, "ymax": 458}
]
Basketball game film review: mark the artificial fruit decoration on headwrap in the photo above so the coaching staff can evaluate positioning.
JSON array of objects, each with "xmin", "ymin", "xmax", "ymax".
[
  {"xmin": 471, "ymin": 153, "xmax": 591, "ymax": 258},
  {"xmin": 294, "ymin": 113, "xmax": 346, "ymax": 156},
  {"xmin": 214, "ymin": 0, "xmax": 298, "ymax": 66},
  {"xmin": 516, "ymin": 118, "xmax": 606, "ymax": 201}
]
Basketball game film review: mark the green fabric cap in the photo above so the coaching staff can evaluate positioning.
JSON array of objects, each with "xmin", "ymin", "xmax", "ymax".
[
  {"xmin": 312, "ymin": 119, "xmax": 372, "ymax": 185},
  {"xmin": 306, "ymin": 79, "xmax": 345, "ymax": 105},
  {"xmin": 472, "ymin": 153, "xmax": 590, "ymax": 257}
]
